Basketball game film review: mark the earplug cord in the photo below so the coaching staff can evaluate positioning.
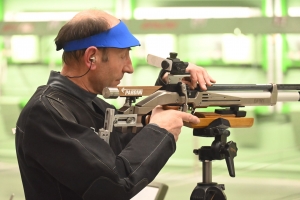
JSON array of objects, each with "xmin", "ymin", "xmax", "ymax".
[{"xmin": 65, "ymin": 61, "xmax": 93, "ymax": 79}]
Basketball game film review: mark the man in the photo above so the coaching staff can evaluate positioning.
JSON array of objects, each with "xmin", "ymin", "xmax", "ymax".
[{"xmin": 15, "ymin": 10, "xmax": 216, "ymax": 200}]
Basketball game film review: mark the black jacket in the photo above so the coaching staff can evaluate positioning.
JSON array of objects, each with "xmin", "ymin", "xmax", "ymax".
[{"xmin": 15, "ymin": 71, "xmax": 175, "ymax": 200}]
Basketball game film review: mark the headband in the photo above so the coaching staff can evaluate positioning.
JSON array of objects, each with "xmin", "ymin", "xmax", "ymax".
[{"xmin": 62, "ymin": 21, "xmax": 140, "ymax": 52}]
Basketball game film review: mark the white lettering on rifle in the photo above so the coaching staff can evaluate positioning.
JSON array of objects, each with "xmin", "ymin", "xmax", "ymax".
[
  {"xmin": 254, "ymin": 99, "xmax": 265, "ymax": 103},
  {"xmin": 121, "ymin": 88, "xmax": 143, "ymax": 96}
]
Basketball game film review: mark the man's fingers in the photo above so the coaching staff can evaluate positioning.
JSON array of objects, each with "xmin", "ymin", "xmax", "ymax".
[
  {"xmin": 154, "ymin": 107, "xmax": 200, "ymax": 124},
  {"xmin": 196, "ymin": 72, "xmax": 207, "ymax": 90},
  {"xmin": 180, "ymin": 112, "xmax": 200, "ymax": 124},
  {"xmin": 186, "ymin": 65, "xmax": 216, "ymax": 90},
  {"xmin": 153, "ymin": 105, "xmax": 163, "ymax": 111},
  {"xmin": 205, "ymin": 74, "xmax": 216, "ymax": 85}
]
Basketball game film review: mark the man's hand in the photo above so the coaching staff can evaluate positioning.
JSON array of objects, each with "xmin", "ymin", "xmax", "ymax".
[
  {"xmin": 149, "ymin": 105, "xmax": 200, "ymax": 141},
  {"xmin": 185, "ymin": 63, "xmax": 216, "ymax": 90},
  {"xmin": 162, "ymin": 63, "xmax": 216, "ymax": 91}
]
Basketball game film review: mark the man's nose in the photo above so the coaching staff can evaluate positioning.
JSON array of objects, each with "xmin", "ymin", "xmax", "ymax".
[{"xmin": 124, "ymin": 57, "xmax": 134, "ymax": 74}]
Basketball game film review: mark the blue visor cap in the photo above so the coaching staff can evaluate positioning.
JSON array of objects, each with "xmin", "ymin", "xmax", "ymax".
[{"xmin": 63, "ymin": 21, "xmax": 140, "ymax": 52}]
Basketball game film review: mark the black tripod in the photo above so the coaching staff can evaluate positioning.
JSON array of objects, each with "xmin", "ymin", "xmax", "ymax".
[{"xmin": 190, "ymin": 118, "xmax": 238, "ymax": 200}]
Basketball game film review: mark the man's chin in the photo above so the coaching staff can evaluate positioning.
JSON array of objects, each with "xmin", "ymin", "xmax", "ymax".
[{"xmin": 107, "ymin": 80, "xmax": 121, "ymax": 88}]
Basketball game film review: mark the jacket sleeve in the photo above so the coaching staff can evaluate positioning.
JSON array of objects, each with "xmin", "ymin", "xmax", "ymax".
[{"xmin": 19, "ymin": 95, "xmax": 176, "ymax": 200}]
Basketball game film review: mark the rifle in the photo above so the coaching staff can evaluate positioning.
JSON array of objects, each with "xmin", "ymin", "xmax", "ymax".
[
  {"xmin": 100, "ymin": 52, "xmax": 300, "ymax": 134},
  {"xmin": 99, "ymin": 52, "xmax": 300, "ymax": 200}
]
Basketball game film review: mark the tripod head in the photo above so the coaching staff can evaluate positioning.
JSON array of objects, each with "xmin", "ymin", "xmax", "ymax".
[
  {"xmin": 193, "ymin": 118, "xmax": 238, "ymax": 177},
  {"xmin": 190, "ymin": 118, "xmax": 238, "ymax": 200}
]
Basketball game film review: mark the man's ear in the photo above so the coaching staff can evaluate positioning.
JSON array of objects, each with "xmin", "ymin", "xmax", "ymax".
[{"xmin": 84, "ymin": 46, "xmax": 98, "ymax": 70}]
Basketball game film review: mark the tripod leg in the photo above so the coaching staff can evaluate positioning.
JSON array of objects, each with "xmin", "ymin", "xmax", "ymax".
[
  {"xmin": 203, "ymin": 161, "xmax": 212, "ymax": 183},
  {"xmin": 191, "ymin": 161, "xmax": 227, "ymax": 200},
  {"xmin": 190, "ymin": 184, "xmax": 227, "ymax": 200},
  {"xmin": 206, "ymin": 185, "xmax": 227, "ymax": 200}
]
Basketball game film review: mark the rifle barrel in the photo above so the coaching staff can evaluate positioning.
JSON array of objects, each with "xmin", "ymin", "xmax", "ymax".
[
  {"xmin": 205, "ymin": 84, "xmax": 300, "ymax": 91},
  {"xmin": 208, "ymin": 91, "xmax": 300, "ymax": 102}
]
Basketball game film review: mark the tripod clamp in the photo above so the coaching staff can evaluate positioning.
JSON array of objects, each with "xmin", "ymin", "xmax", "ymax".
[{"xmin": 190, "ymin": 118, "xmax": 238, "ymax": 200}]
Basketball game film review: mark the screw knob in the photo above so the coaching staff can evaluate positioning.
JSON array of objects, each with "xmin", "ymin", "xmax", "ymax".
[{"xmin": 169, "ymin": 52, "xmax": 177, "ymax": 59}]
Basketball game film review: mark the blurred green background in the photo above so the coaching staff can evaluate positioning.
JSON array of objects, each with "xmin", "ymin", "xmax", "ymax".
[{"xmin": 1, "ymin": 0, "xmax": 300, "ymax": 200}]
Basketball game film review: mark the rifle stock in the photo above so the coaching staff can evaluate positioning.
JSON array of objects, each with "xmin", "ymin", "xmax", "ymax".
[
  {"xmin": 162, "ymin": 105, "xmax": 254, "ymax": 128},
  {"xmin": 185, "ymin": 112, "xmax": 254, "ymax": 129}
]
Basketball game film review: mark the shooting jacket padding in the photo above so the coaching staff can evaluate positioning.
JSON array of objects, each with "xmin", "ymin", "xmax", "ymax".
[{"xmin": 15, "ymin": 71, "xmax": 176, "ymax": 200}]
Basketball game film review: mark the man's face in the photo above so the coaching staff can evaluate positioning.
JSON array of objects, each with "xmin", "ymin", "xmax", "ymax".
[{"xmin": 90, "ymin": 48, "xmax": 133, "ymax": 94}]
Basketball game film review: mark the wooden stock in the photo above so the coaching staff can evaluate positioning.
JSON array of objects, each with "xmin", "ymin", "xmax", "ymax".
[
  {"xmin": 147, "ymin": 106, "xmax": 254, "ymax": 128},
  {"xmin": 162, "ymin": 106, "xmax": 254, "ymax": 128},
  {"xmin": 185, "ymin": 112, "xmax": 254, "ymax": 128}
]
